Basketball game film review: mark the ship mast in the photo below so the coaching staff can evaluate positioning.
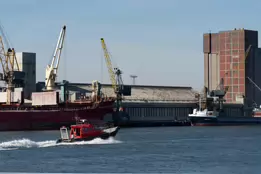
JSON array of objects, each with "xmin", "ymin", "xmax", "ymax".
[{"xmin": 199, "ymin": 95, "xmax": 202, "ymax": 110}]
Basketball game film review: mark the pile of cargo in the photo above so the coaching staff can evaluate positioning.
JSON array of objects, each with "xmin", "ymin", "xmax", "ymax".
[{"xmin": 31, "ymin": 91, "xmax": 59, "ymax": 106}]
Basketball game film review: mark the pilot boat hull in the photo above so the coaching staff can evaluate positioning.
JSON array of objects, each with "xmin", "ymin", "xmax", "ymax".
[{"xmin": 56, "ymin": 126, "xmax": 120, "ymax": 144}]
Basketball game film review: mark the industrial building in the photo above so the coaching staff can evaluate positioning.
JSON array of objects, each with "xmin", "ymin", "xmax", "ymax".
[
  {"xmin": 68, "ymin": 83, "xmax": 198, "ymax": 121},
  {"xmin": 15, "ymin": 52, "xmax": 36, "ymax": 99},
  {"xmin": 36, "ymin": 82, "xmax": 198, "ymax": 121},
  {"xmin": 36, "ymin": 82, "xmax": 197, "ymax": 102},
  {"xmin": 204, "ymin": 28, "xmax": 261, "ymax": 106},
  {"xmin": 36, "ymin": 81, "xmax": 245, "ymax": 120}
]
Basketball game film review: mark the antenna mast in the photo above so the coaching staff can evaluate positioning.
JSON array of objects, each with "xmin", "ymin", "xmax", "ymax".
[{"xmin": 130, "ymin": 75, "xmax": 137, "ymax": 85}]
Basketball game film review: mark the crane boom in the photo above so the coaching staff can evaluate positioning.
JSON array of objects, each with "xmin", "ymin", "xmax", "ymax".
[
  {"xmin": 0, "ymin": 36, "xmax": 7, "ymax": 76},
  {"xmin": 247, "ymin": 77, "xmax": 261, "ymax": 93},
  {"xmin": 245, "ymin": 45, "xmax": 252, "ymax": 61},
  {"xmin": 100, "ymin": 38, "xmax": 117, "ymax": 92},
  {"xmin": 45, "ymin": 25, "xmax": 66, "ymax": 91},
  {"xmin": 0, "ymin": 37, "xmax": 20, "ymax": 76},
  {"xmin": 0, "ymin": 37, "xmax": 23, "ymax": 104}
]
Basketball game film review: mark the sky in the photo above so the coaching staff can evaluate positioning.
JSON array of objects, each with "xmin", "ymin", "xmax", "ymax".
[{"xmin": 0, "ymin": 0, "xmax": 260, "ymax": 91}]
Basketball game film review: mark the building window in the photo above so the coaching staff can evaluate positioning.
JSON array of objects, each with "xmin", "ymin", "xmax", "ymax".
[
  {"xmin": 232, "ymin": 78, "xmax": 239, "ymax": 83},
  {"xmin": 233, "ymin": 50, "xmax": 238, "ymax": 54},
  {"xmin": 232, "ymin": 64, "xmax": 238, "ymax": 70},
  {"xmin": 233, "ymin": 71, "xmax": 239, "ymax": 76},
  {"xmin": 233, "ymin": 86, "xmax": 239, "ymax": 93}
]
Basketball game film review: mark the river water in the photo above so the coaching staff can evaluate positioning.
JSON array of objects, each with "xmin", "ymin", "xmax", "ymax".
[{"xmin": 0, "ymin": 126, "xmax": 261, "ymax": 173}]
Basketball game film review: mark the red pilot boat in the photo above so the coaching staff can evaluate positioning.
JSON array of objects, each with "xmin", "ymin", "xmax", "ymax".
[{"xmin": 56, "ymin": 119, "xmax": 120, "ymax": 144}]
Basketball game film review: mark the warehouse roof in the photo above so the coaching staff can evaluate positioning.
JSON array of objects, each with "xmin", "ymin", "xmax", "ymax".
[
  {"xmin": 102, "ymin": 86, "xmax": 197, "ymax": 103},
  {"xmin": 36, "ymin": 82, "xmax": 198, "ymax": 103},
  {"xmin": 68, "ymin": 82, "xmax": 192, "ymax": 90}
]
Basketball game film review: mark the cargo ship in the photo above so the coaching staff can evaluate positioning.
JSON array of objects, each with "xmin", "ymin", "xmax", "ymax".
[
  {"xmin": 0, "ymin": 25, "xmax": 117, "ymax": 131},
  {"xmin": 0, "ymin": 80, "xmax": 117, "ymax": 131},
  {"xmin": 188, "ymin": 107, "xmax": 261, "ymax": 126},
  {"xmin": 188, "ymin": 88, "xmax": 261, "ymax": 126},
  {"xmin": 0, "ymin": 97, "xmax": 115, "ymax": 131}
]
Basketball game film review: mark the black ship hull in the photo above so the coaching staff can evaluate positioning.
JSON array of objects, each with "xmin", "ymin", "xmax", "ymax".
[{"xmin": 189, "ymin": 116, "xmax": 261, "ymax": 126}]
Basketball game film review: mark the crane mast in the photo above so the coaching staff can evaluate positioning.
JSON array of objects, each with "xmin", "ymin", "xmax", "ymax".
[{"xmin": 45, "ymin": 25, "xmax": 66, "ymax": 91}]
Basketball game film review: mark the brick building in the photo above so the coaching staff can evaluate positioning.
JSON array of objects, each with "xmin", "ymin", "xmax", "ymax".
[{"xmin": 203, "ymin": 28, "xmax": 261, "ymax": 105}]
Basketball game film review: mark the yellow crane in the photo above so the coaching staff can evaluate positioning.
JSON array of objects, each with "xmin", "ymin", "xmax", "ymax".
[
  {"xmin": 0, "ymin": 36, "xmax": 24, "ymax": 104},
  {"xmin": 100, "ymin": 38, "xmax": 118, "ymax": 93},
  {"xmin": 100, "ymin": 38, "xmax": 131, "ymax": 112}
]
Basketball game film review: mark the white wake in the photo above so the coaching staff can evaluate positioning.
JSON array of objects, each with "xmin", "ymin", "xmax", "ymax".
[{"xmin": 0, "ymin": 137, "xmax": 122, "ymax": 151}]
